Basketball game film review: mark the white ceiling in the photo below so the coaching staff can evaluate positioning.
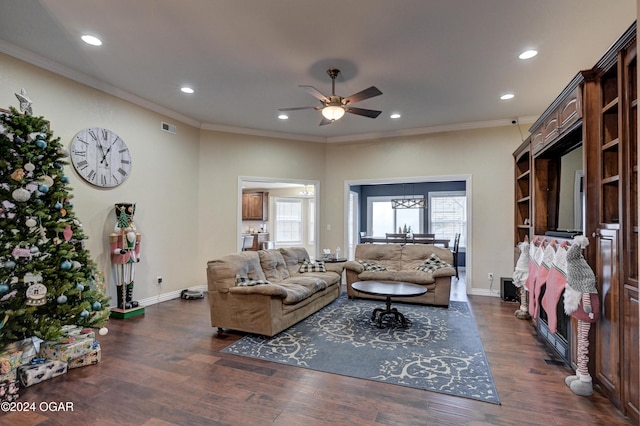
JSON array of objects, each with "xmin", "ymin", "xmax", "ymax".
[{"xmin": 0, "ymin": 1, "xmax": 636, "ymax": 142}]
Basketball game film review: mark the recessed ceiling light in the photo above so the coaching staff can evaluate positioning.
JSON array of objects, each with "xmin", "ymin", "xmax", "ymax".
[
  {"xmin": 390, "ymin": 113, "xmax": 401, "ymax": 119},
  {"xmin": 519, "ymin": 50, "xmax": 538, "ymax": 60},
  {"xmin": 180, "ymin": 87, "xmax": 194, "ymax": 94},
  {"xmin": 81, "ymin": 35, "xmax": 102, "ymax": 46},
  {"xmin": 500, "ymin": 93, "xmax": 515, "ymax": 100},
  {"xmin": 278, "ymin": 114, "xmax": 289, "ymax": 120}
]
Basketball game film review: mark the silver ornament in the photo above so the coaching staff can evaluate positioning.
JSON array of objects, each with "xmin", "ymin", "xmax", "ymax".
[{"xmin": 12, "ymin": 188, "xmax": 31, "ymax": 202}]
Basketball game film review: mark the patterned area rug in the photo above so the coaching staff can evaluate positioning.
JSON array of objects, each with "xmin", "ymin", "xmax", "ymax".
[{"xmin": 221, "ymin": 295, "xmax": 500, "ymax": 404}]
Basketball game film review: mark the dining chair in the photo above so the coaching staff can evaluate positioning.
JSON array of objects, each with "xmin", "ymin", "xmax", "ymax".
[
  {"xmin": 385, "ymin": 233, "xmax": 407, "ymax": 245},
  {"xmin": 241, "ymin": 235, "xmax": 255, "ymax": 251},
  {"xmin": 411, "ymin": 233, "xmax": 435, "ymax": 244},
  {"xmin": 452, "ymin": 233, "xmax": 461, "ymax": 278}
]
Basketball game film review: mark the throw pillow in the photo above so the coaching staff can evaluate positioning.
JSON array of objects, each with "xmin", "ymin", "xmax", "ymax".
[
  {"xmin": 357, "ymin": 260, "xmax": 388, "ymax": 271},
  {"xmin": 415, "ymin": 253, "xmax": 451, "ymax": 272},
  {"xmin": 235, "ymin": 275, "xmax": 271, "ymax": 287},
  {"xmin": 299, "ymin": 260, "xmax": 327, "ymax": 273}
]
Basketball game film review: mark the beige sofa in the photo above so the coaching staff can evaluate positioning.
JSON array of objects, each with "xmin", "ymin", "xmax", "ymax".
[
  {"xmin": 206, "ymin": 247, "xmax": 344, "ymax": 336},
  {"xmin": 345, "ymin": 244, "xmax": 455, "ymax": 307}
]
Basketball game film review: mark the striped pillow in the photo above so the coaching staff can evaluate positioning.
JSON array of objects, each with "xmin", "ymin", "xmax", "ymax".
[
  {"xmin": 358, "ymin": 260, "xmax": 388, "ymax": 271},
  {"xmin": 235, "ymin": 275, "xmax": 271, "ymax": 286},
  {"xmin": 415, "ymin": 254, "xmax": 451, "ymax": 272},
  {"xmin": 299, "ymin": 260, "xmax": 327, "ymax": 273}
]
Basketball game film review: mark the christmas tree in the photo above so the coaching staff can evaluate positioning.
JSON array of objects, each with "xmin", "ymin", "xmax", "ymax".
[{"xmin": 0, "ymin": 91, "xmax": 109, "ymax": 351}]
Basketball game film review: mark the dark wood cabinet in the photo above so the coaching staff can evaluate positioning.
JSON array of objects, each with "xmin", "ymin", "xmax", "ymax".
[
  {"xmin": 515, "ymin": 22, "xmax": 638, "ymax": 423},
  {"xmin": 242, "ymin": 192, "xmax": 268, "ymax": 221}
]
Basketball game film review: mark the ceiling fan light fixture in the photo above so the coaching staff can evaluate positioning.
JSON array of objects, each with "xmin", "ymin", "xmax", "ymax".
[{"xmin": 322, "ymin": 105, "xmax": 345, "ymax": 121}]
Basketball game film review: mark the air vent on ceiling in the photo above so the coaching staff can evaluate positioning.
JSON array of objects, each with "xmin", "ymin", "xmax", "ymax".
[{"xmin": 161, "ymin": 121, "xmax": 176, "ymax": 134}]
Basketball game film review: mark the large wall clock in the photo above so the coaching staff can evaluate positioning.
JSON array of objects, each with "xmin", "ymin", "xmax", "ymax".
[{"xmin": 70, "ymin": 127, "xmax": 132, "ymax": 188}]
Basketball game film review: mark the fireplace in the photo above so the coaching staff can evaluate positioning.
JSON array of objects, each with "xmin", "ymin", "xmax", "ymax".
[{"xmin": 537, "ymin": 285, "xmax": 571, "ymax": 364}]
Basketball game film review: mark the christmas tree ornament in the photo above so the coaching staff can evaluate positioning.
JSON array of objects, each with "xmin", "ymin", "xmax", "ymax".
[
  {"xmin": 25, "ymin": 217, "xmax": 37, "ymax": 228},
  {"xmin": 1, "ymin": 290, "xmax": 17, "ymax": 301},
  {"xmin": 24, "ymin": 162, "xmax": 35, "ymax": 172},
  {"xmin": 25, "ymin": 283, "xmax": 47, "ymax": 306},
  {"xmin": 98, "ymin": 327, "xmax": 108, "ymax": 336},
  {"xmin": 35, "ymin": 139, "xmax": 47, "ymax": 149},
  {"xmin": 60, "ymin": 208, "xmax": 67, "ymax": 217},
  {"xmin": 37, "ymin": 184, "xmax": 49, "ymax": 193},
  {"xmin": 0, "ymin": 283, "xmax": 9, "ymax": 294},
  {"xmin": 57, "ymin": 146, "xmax": 69, "ymax": 157},
  {"xmin": 63, "ymin": 225, "xmax": 73, "ymax": 242},
  {"xmin": 12, "ymin": 187, "xmax": 31, "ymax": 202},
  {"xmin": 3, "ymin": 260, "xmax": 16, "ymax": 269},
  {"xmin": 39, "ymin": 175, "xmax": 54, "ymax": 187},
  {"xmin": 92, "ymin": 301, "xmax": 101, "ymax": 311},
  {"xmin": 56, "ymin": 294, "xmax": 67, "ymax": 304},
  {"xmin": 53, "ymin": 162, "xmax": 63, "ymax": 169},
  {"xmin": 60, "ymin": 175, "xmax": 69, "ymax": 183},
  {"xmin": 14, "ymin": 135, "xmax": 24, "ymax": 144},
  {"xmin": 10, "ymin": 168, "xmax": 25, "ymax": 181},
  {"xmin": 75, "ymin": 283, "xmax": 84, "ymax": 292},
  {"xmin": 71, "ymin": 261, "xmax": 81, "ymax": 270},
  {"xmin": 60, "ymin": 259, "xmax": 72, "ymax": 270},
  {"xmin": 54, "ymin": 201, "xmax": 63, "ymax": 209},
  {"xmin": 30, "ymin": 246, "xmax": 39, "ymax": 254},
  {"xmin": 79, "ymin": 309, "xmax": 89, "ymax": 318},
  {"xmin": 15, "ymin": 88, "xmax": 33, "ymax": 114}
]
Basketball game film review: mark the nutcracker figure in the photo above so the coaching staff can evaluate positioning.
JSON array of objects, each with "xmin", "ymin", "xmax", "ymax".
[{"xmin": 109, "ymin": 203, "xmax": 141, "ymax": 310}]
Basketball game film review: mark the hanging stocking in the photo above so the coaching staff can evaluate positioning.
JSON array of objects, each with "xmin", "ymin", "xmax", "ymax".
[
  {"xmin": 541, "ymin": 241, "xmax": 568, "ymax": 333},
  {"xmin": 532, "ymin": 240, "xmax": 556, "ymax": 319},
  {"xmin": 527, "ymin": 238, "xmax": 543, "ymax": 317}
]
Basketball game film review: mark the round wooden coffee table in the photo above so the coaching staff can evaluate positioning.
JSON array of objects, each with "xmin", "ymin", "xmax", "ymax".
[{"xmin": 351, "ymin": 281, "xmax": 427, "ymax": 328}]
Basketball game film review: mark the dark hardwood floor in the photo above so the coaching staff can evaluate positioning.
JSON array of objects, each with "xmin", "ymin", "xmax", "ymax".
[{"xmin": 1, "ymin": 276, "xmax": 632, "ymax": 425}]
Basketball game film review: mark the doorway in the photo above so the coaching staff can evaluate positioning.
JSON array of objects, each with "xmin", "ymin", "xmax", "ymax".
[
  {"xmin": 344, "ymin": 174, "xmax": 472, "ymax": 289},
  {"xmin": 238, "ymin": 177, "xmax": 320, "ymax": 258}
]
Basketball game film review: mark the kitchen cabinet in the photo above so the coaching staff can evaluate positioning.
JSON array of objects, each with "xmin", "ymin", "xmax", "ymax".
[{"xmin": 242, "ymin": 192, "xmax": 268, "ymax": 221}]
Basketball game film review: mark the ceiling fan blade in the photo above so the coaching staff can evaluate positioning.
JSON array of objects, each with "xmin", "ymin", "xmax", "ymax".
[
  {"xmin": 319, "ymin": 117, "xmax": 334, "ymax": 126},
  {"xmin": 345, "ymin": 107, "xmax": 382, "ymax": 119},
  {"xmin": 343, "ymin": 86, "xmax": 382, "ymax": 104},
  {"xmin": 278, "ymin": 106, "xmax": 322, "ymax": 112},
  {"xmin": 300, "ymin": 85, "xmax": 329, "ymax": 102}
]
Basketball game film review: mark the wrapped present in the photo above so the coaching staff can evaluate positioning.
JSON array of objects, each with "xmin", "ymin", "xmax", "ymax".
[
  {"xmin": 0, "ymin": 379, "xmax": 19, "ymax": 402},
  {"xmin": 68, "ymin": 343, "xmax": 101, "ymax": 369},
  {"xmin": 60, "ymin": 325, "xmax": 96, "ymax": 341},
  {"xmin": 39, "ymin": 336, "xmax": 94, "ymax": 362},
  {"xmin": 18, "ymin": 358, "xmax": 67, "ymax": 387},
  {"xmin": 0, "ymin": 350, "xmax": 23, "ymax": 382}
]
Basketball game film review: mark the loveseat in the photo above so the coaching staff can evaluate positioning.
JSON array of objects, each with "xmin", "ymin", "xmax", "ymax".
[
  {"xmin": 344, "ymin": 244, "xmax": 456, "ymax": 307},
  {"xmin": 206, "ymin": 247, "xmax": 344, "ymax": 336}
]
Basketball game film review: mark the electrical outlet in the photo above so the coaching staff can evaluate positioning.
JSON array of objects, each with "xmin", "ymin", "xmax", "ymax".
[
  {"xmin": 156, "ymin": 276, "xmax": 163, "ymax": 285},
  {"xmin": 488, "ymin": 273, "xmax": 494, "ymax": 281}
]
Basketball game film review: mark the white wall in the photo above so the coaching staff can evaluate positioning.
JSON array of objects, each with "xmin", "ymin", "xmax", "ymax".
[
  {"xmin": 324, "ymin": 126, "xmax": 524, "ymax": 294},
  {"xmin": 0, "ymin": 53, "xmax": 202, "ymax": 304},
  {"xmin": 196, "ymin": 131, "xmax": 326, "ymax": 269}
]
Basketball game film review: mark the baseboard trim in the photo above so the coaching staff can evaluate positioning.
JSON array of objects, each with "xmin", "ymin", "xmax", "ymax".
[{"xmin": 117, "ymin": 284, "xmax": 208, "ymax": 308}]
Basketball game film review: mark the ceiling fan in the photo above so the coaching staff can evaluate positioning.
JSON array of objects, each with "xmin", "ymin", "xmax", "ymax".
[{"xmin": 279, "ymin": 68, "xmax": 382, "ymax": 126}]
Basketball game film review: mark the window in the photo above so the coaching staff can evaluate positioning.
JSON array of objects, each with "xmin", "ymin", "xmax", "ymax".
[
  {"xmin": 429, "ymin": 191, "xmax": 466, "ymax": 248},
  {"xmin": 274, "ymin": 198, "xmax": 303, "ymax": 244},
  {"xmin": 308, "ymin": 199, "xmax": 315, "ymax": 244},
  {"xmin": 367, "ymin": 196, "xmax": 423, "ymax": 235}
]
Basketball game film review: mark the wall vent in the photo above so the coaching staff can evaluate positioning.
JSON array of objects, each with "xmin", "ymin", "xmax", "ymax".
[{"xmin": 161, "ymin": 121, "xmax": 176, "ymax": 134}]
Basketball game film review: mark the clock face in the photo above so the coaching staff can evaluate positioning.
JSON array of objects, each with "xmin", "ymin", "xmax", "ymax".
[{"xmin": 70, "ymin": 128, "xmax": 132, "ymax": 188}]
